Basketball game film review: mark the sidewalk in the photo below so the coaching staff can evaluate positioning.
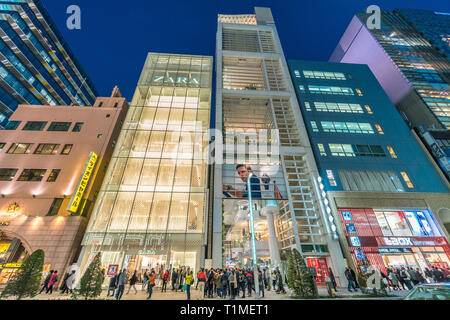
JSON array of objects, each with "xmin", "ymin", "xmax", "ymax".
[
  {"xmin": 30, "ymin": 285, "xmax": 292, "ymax": 300},
  {"xmin": 24, "ymin": 284, "xmax": 410, "ymax": 300}
]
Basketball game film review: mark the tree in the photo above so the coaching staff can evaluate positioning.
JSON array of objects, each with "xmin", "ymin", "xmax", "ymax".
[
  {"xmin": 287, "ymin": 249, "xmax": 318, "ymax": 298},
  {"xmin": 0, "ymin": 249, "xmax": 44, "ymax": 300},
  {"xmin": 78, "ymin": 252, "xmax": 104, "ymax": 300}
]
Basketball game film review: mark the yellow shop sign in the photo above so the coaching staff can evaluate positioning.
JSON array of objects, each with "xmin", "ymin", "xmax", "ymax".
[{"xmin": 67, "ymin": 152, "xmax": 98, "ymax": 213}]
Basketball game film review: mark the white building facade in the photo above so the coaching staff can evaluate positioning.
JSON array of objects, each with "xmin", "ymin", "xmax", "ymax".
[{"xmin": 213, "ymin": 7, "xmax": 346, "ymax": 286}]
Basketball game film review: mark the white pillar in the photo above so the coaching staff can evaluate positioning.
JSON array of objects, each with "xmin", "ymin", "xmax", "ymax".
[{"xmin": 262, "ymin": 206, "xmax": 281, "ymax": 268}]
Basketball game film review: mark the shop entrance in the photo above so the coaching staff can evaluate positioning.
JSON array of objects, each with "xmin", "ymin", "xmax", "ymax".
[
  {"xmin": 307, "ymin": 257, "xmax": 330, "ymax": 286},
  {"xmin": 382, "ymin": 253, "xmax": 420, "ymax": 271}
]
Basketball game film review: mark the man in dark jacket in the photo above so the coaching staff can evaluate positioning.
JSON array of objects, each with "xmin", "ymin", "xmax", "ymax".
[
  {"xmin": 344, "ymin": 267, "xmax": 357, "ymax": 292},
  {"xmin": 245, "ymin": 271, "xmax": 253, "ymax": 297},
  {"xmin": 171, "ymin": 269, "xmax": 179, "ymax": 291},
  {"xmin": 349, "ymin": 268, "xmax": 359, "ymax": 288},
  {"xmin": 39, "ymin": 270, "xmax": 54, "ymax": 294},
  {"xmin": 107, "ymin": 274, "xmax": 118, "ymax": 297}
]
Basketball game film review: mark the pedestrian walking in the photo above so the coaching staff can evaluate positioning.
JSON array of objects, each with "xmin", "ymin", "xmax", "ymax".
[
  {"xmin": 161, "ymin": 269, "xmax": 169, "ymax": 292},
  {"xmin": 126, "ymin": 270, "xmax": 138, "ymax": 295},
  {"xmin": 60, "ymin": 271, "xmax": 70, "ymax": 294},
  {"xmin": 46, "ymin": 270, "xmax": 58, "ymax": 294},
  {"xmin": 258, "ymin": 270, "xmax": 265, "ymax": 298},
  {"xmin": 107, "ymin": 274, "xmax": 118, "ymax": 297},
  {"xmin": 65, "ymin": 270, "xmax": 76, "ymax": 294},
  {"xmin": 197, "ymin": 268, "xmax": 206, "ymax": 298},
  {"xmin": 185, "ymin": 270, "xmax": 193, "ymax": 300},
  {"xmin": 115, "ymin": 268, "xmax": 127, "ymax": 300},
  {"xmin": 172, "ymin": 268, "xmax": 179, "ymax": 291},
  {"xmin": 344, "ymin": 267, "xmax": 357, "ymax": 292},
  {"xmin": 40, "ymin": 270, "xmax": 53, "ymax": 294},
  {"xmin": 147, "ymin": 270, "xmax": 156, "ymax": 300}
]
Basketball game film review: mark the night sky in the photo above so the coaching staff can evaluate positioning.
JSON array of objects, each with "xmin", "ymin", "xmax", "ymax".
[{"xmin": 42, "ymin": 0, "xmax": 450, "ymax": 101}]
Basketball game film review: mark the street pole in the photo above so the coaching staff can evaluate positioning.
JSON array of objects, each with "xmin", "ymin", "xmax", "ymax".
[{"xmin": 247, "ymin": 173, "xmax": 259, "ymax": 299}]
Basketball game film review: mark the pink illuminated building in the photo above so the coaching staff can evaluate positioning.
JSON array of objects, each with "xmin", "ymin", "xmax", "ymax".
[{"xmin": 0, "ymin": 86, "xmax": 128, "ymax": 286}]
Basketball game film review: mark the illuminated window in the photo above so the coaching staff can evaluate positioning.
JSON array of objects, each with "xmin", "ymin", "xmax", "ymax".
[
  {"xmin": 17, "ymin": 169, "xmax": 46, "ymax": 182},
  {"xmin": 308, "ymin": 85, "xmax": 354, "ymax": 96},
  {"xmin": 364, "ymin": 105, "xmax": 373, "ymax": 114},
  {"xmin": 304, "ymin": 102, "xmax": 311, "ymax": 111},
  {"xmin": 294, "ymin": 70, "xmax": 301, "ymax": 78},
  {"xmin": 400, "ymin": 172, "xmax": 414, "ymax": 188},
  {"xmin": 310, "ymin": 121, "xmax": 319, "ymax": 132},
  {"xmin": 315, "ymin": 102, "xmax": 363, "ymax": 113},
  {"xmin": 318, "ymin": 144, "xmax": 327, "ymax": 156},
  {"xmin": 356, "ymin": 88, "xmax": 363, "ymax": 96},
  {"xmin": 7, "ymin": 143, "xmax": 34, "ymax": 154},
  {"xmin": 303, "ymin": 70, "xmax": 346, "ymax": 80},
  {"xmin": 34, "ymin": 144, "xmax": 60, "ymax": 155},
  {"xmin": 47, "ymin": 169, "xmax": 61, "ymax": 182},
  {"xmin": 326, "ymin": 170, "xmax": 337, "ymax": 186},
  {"xmin": 298, "ymin": 85, "xmax": 305, "ymax": 93},
  {"xmin": 0, "ymin": 168, "xmax": 18, "ymax": 181},
  {"xmin": 375, "ymin": 124, "xmax": 384, "ymax": 134},
  {"xmin": 61, "ymin": 144, "xmax": 73, "ymax": 155},
  {"xmin": 387, "ymin": 146, "xmax": 398, "ymax": 158},
  {"xmin": 321, "ymin": 121, "xmax": 374, "ymax": 134},
  {"xmin": 329, "ymin": 144, "xmax": 355, "ymax": 157}
]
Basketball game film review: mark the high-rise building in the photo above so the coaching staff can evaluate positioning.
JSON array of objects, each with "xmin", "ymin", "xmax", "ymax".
[
  {"xmin": 0, "ymin": 0, "xmax": 98, "ymax": 128},
  {"xmin": 0, "ymin": 87, "xmax": 128, "ymax": 287},
  {"xmin": 289, "ymin": 60, "xmax": 450, "ymax": 275},
  {"xmin": 330, "ymin": 9, "xmax": 450, "ymax": 182},
  {"xmin": 396, "ymin": 9, "xmax": 450, "ymax": 58},
  {"xmin": 78, "ymin": 53, "xmax": 212, "ymax": 279},
  {"xmin": 215, "ymin": 7, "xmax": 346, "ymax": 286}
]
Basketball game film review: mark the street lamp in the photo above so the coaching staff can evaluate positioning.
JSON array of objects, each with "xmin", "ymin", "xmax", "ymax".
[{"xmin": 247, "ymin": 172, "xmax": 259, "ymax": 299}]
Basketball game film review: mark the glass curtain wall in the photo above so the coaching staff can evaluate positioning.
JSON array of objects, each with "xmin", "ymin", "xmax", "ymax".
[{"xmin": 80, "ymin": 53, "xmax": 212, "ymax": 279}]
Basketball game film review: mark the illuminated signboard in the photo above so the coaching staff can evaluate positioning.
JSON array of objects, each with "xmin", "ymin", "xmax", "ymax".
[
  {"xmin": 0, "ymin": 263, "xmax": 23, "ymax": 269},
  {"xmin": 349, "ymin": 236, "xmax": 361, "ymax": 247},
  {"xmin": 67, "ymin": 152, "xmax": 98, "ymax": 213},
  {"xmin": 383, "ymin": 237, "xmax": 413, "ymax": 246}
]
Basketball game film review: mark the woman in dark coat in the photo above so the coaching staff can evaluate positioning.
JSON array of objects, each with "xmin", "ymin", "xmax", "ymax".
[{"xmin": 126, "ymin": 270, "xmax": 138, "ymax": 294}]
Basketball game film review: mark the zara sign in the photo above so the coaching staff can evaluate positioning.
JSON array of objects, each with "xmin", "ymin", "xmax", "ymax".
[{"xmin": 153, "ymin": 75, "xmax": 200, "ymax": 86}]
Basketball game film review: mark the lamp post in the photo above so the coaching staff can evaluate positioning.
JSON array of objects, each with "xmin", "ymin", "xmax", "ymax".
[{"xmin": 247, "ymin": 172, "xmax": 259, "ymax": 299}]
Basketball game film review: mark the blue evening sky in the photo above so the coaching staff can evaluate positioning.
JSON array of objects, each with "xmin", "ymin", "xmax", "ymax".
[{"xmin": 42, "ymin": 0, "xmax": 450, "ymax": 101}]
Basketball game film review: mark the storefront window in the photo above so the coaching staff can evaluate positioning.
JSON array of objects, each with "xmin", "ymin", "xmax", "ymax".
[
  {"xmin": 375, "ymin": 211, "xmax": 392, "ymax": 236},
  {"xmin": 384, "ymin": 211, "xmax": 412, "ymax": 236}
]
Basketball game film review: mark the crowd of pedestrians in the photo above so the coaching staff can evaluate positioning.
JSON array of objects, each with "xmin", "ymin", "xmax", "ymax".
[
  {"xmin": 344, "ymin": 265, "xmax": 450, "ymax": 293},
  {"xmin": 105, "ymin": 265, "xmax": 287, "ymax": 300},
  {"xmin": 382, "ymin": 266, "xmax": 449, "ymax": 291}
]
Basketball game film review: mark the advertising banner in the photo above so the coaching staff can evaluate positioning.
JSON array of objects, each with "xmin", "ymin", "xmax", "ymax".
[{"xmin": 222, "ymin": 164, "xmax": 286, "ymax": 200}]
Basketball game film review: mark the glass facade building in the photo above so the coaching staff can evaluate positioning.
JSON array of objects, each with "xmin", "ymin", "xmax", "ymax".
[
  {"xmin": 0, "ymin": 0, "xmax": 98, "ymax": 127},
  {"xmin": 79, "ymin": 53, "xmax": 212, "ymax": 278},
  {"xmin": 395, "ymin": 9, "xmax": 450, "ymax": 59},
  {"xmin": 330, "ymin": 9, "xmax": 450, "ymax": 182}
]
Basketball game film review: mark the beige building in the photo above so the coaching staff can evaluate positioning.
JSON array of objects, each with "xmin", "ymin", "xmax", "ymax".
[{"xmin": 0, "ymin": 87, "xmax": 128, "ymax": 286}]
